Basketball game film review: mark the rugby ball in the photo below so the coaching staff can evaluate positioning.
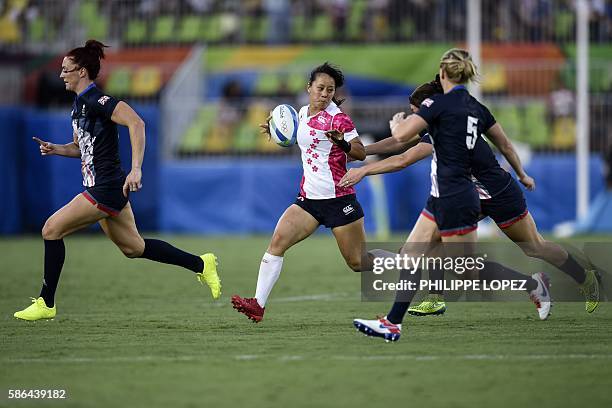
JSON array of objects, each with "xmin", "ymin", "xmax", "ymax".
[{"xmin": 269, "ymin": 104, "xmax": 298, "ymax": 147}]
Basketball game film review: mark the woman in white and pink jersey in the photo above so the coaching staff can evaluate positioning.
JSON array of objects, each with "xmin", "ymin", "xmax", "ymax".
[{"xmin": 232, "ymin": 62, "xmax": 366, "ymax": 323}]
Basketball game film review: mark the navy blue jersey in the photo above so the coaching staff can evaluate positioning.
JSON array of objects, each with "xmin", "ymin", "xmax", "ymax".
[
  {"xmin": 420, "ymin": 131, "xmax": 512, "ymax": 199},
  {"xmin": 417, "ymin": 86, "xmax": 504, "ymax": 198},
  {"xmin": 470, "ymin": 133, "xmax": 512, "ymax": 198},
  {"xmin": 71, "ymin": 84, "xmax": 124, "ymax": 187},
  {"xmin": 420, "ymin": 132, "xmax": 431, "ymax": 144}
]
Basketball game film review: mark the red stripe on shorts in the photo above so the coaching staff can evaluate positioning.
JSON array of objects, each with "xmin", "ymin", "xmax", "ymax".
[
  {"xmin": 497, "ymin": 210, "xmax": 529, "ymax": 229},
  {"xmin": 439, "ymin": 225, "xmax": 478, "ymax": 237},
  {"xmin": 81, "ymin": 191, "xmax": 120, "ymax": 217}
]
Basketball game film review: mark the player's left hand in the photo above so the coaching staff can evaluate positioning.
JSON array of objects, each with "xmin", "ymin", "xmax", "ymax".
[
  {"xmin": 325, "ymin": 129, "xmax": 344, "ymax": 144},
  {"xmin": 338, "ymin": 168, "xmax": 366, "ymax": 187},
  {"xmin": 123, "ymin": 168, "xmax": 143, "ymax": 197},
  {"xmin": 259, "ymin": 114, "xmax": 272, "ymax": 141},
  {"xmin": 519, "ymin": 174, "xmax": 536, "ymax": 191}
]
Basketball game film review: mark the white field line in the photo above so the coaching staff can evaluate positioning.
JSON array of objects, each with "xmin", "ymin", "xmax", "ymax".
[
  {"xmin": 270, "ymin": 292, "xmax": 358, "ymax": 303},
  {"xmin": 196, "ymin": 292, "xmax": 359, "ymax": 307},
  {"xmin": 80, "ymin": 292, "xmax": 359, "ymax": 310},
  {"xmin": 4, "ymin": 354, "xmax": 612, "ymax": 365}
]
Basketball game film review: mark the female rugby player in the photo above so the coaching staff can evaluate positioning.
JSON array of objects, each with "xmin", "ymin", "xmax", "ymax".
[
  {"xmin": 14, "ymin": 40, "xmax": 221, "ymax": 321},
  {"xmin": 343, "ymin": 49, "xmax": 600, "ymax": 341},
  {"xmin": 343, "ymin": 71, "xmax": 599, "ymax": 334},
  {"xmin": 231, "ymin": 62, "xmax": 366, "ymax": 322}
]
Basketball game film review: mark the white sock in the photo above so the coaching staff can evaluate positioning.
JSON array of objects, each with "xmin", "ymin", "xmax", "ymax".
[{"xmin": 255, "ymin": 252, "xmax": 283, "ymax": 307}]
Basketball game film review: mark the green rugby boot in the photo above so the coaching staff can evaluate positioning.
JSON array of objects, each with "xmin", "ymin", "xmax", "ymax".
[
  {"xmin": 14, "ymin": 297, "xmax": 56, "ymax": 321},
  {"xmin": 579, "ymin": 269, "xmax": 600, "ymax": 313},
  {"xmin": 197, "ymin": 253, "xmax": 221, "ymax": 300},
  {"xmin": 407, "ymin": 295, "xmax": 446, "ymax": 316}
]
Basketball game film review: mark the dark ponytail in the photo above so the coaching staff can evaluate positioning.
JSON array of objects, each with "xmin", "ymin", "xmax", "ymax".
[
  {"xmin": 409, "ymin": 74, "xmax": 444, "ymax": 107},
  {"xmin": 308, "ymin": 62, "xmax": 346, "ymax": 106},
  {"xmin": 66, "ymin": 39, "xmax": 109, "ymax": 80}
]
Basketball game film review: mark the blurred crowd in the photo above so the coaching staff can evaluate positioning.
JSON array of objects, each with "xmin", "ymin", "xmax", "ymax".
[
  {"xmin": 1, "ymin": 0, "xmax": 611, "ymax": 156},
  {"xmin": 1, "ymin": 0, "xmax": 612, "ymax": 46}
]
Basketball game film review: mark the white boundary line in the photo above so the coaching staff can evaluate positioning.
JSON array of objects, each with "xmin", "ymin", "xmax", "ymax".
[
  {"xmin": 194, "ymin": 292, "xmax": 358, "ymax": 308},
  {"xmin": 271, "ymin": 292, "xmax": 358, "ymax": 303},
  {"xmin": 4, "ymin": 354, "xmax": 612, "ymax": 365}
]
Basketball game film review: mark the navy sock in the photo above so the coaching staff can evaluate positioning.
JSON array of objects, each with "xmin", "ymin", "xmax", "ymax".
[
  {"xmin": 39, "ymin": 239, "xmax": 65, "ymax": 308},
  {"xmin": 139, "ymin": 239, "xmax": 203, "ymax": 273},
  {"xmin": 386, "ymin": 268, "xmax": 422, "ymax": 324},
  {"xmin": 557, "ymin": 254, "xmax": 586, "ymax": 284},
  {"xmin": 428, "ymin": 265, "xmax": 445, "ymax": 295},
  {"xmin": 481, "ymin": 261, "xmax": 537, "ymax": 292}
]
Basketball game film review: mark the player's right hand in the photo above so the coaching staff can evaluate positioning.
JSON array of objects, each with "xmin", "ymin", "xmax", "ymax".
[
  {"xmin": 389, "ymin": 112, "xmax": 407, "ymax": 132},
  {"xmin": 519, "ymin": 174, "xmax": 536, "ymax": 191},
  {"xmin": 32, "ymin": 137, "xmax": 57, "ymax": 156},
  {"xmin": 338, "ymin": 168, "xmax": 366, "ymax": 188}
]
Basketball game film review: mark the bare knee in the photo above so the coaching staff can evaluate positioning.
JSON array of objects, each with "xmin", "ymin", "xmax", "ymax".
[
  {"xmin": 520, "ymin": 239, "xmax": 546, "ymax": 259},
  {"xmin": 345, "ymin": 256, "xmax": 362, "ymax": 272},
  {"xmin": 267, "ymin": 231, "xmax": 289, "ymax": 256},
  {"xmin": 119, "ymin": 239, "xmax": 145, "ymax": 258},
  {"xmin": 42, "ymin": 219, "xmax": 63, "ymax": 240},
  {"xmin": 121, "ymin": 246, "xmax": 143, "ymax": 258}
]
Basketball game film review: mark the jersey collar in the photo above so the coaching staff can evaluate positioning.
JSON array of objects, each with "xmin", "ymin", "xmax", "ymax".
[
  {"xmin": 77, "ymin": 82, "xmax": 97, "ymax": 98},
  {"xmin": 450, "ymin": 84, "xmax": 467, "ymax": 93},
  {"xmin": 307, "ymin": 100, "xmax": 337, "ymax": 118}
]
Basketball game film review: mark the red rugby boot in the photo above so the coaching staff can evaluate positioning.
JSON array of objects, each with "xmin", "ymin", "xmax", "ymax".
[{"xmin": 231, "ymin": 295, "xmax": 265, "ymax": 323}]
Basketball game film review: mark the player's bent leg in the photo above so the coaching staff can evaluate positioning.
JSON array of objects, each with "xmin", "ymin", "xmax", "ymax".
[
  {"xmin": 98, "ymin": 202, "xmax": 144, "ymax": 258},
  {"xmin": 233, "ymin": 205, "xmax": 319, "ymax": 322},
  {"xmin": 388, "ymin": 238, "xmax": 443, "ymax": 323},
  {"xmin": 406, "ymin": 213, "xmax": 442, "ymax": 244},
  {"xmin": 402, "ymin": 214, "xmax": 443, "ymax": 268},
  {"xmin": 100, "ymin": 203, "xmax": 222, "ymax": 299},
  {"xmin": 15, "ymin": 194, "xmax": 108, "ymax": 321},
  {"xmin": 440, "ymin": 229, "xmax": 479, "ymax": 289},
  {"xmin": 332, "ymin": 217, "xmax": 366, "ymax": 271},
  {"xmin": 356, "ymin": 215, "xmax": 444, "ymax": 333},
  {"xmin": 404, "ymin": 214, "xmax": 447, "ymax": 314},
  {"xmin": 267, "ymin": 204, "xmax": 320, "ymax": 256},
  {"xmin": 502, "ymin": 213, "xmax": 598, "ymax": 312},
  {"xmin": 42, "ymin": 193, "xmax": 109, "ymax": 240},
  {"xmin": 501, "ymin": 213, "xmax": 567, "ymax": 266},
  {"xmin": 391, "ymin": 214, "xmax": 442, "ymax": 272}
]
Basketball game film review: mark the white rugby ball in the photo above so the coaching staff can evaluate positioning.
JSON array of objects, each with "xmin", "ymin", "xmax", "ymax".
[{"xmin": 269, "ymin": 104, "xmax": 298, "ymax": 147}]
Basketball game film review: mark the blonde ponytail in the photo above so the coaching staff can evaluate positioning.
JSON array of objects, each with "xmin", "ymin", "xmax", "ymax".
[{"xmin": 440, "ymin": 48, "xmax": 479, "ymax": 84}]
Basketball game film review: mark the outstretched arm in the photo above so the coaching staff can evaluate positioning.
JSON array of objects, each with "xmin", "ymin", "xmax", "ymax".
[
  {"xmin": 365, "ymin": 112, "xmax": 422, "ymax": 156},
  {"xmin": 365, "ymin": 136, "xmax": 420, "ymax": 156},
  {"xmin": 338, "ymin": 142, "xmax": 433, "ymax": 187},
  {"xmin": 485, "ymin": 123, "xmax": 535, "ymax": 190},
  {"xmin": 111, "ymin": 101, "xmax": 145, "ymax": 196},
  {"xmin": 32, "ymin": 133, "xmax": 81, "ymax": 158},
  {"xmin": 391, "ymin": 114, "xmax": 428, "ymax": 144}
]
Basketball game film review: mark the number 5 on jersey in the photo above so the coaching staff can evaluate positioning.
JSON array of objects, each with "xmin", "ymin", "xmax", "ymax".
[{"xmin": 466, "ymin": 116, "xmax": 479, "ymax": 150}]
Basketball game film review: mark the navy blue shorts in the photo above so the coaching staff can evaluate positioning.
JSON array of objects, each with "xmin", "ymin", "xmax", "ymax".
[
  {"xmin": 294, "ymin": 194, "xmax": 364, "ymax": 228},
  {"xmin": 480, "ymin": 178, "xmax": 528, "ymax": 229},
  {"xmin": 422, "ymin": 189, "xmax": 480, "ymax": 237},
  {"xmin": 82, "ymin": 179, "xmax": 128, "ymax": 217}
]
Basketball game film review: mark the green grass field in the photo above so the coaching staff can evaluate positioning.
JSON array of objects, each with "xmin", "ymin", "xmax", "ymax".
[{"xmin": 1, "ymin": 235, "xmax": 611, "ymax": 408}]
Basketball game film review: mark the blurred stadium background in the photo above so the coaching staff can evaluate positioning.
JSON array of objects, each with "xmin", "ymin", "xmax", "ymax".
[
  {"xmin": 2, "ymin": 2, "xmax": 612, "ymax": 407},
  {"xmin": 1, "ymin": 0, "xmax": 611, "ymax": 236}
]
